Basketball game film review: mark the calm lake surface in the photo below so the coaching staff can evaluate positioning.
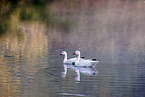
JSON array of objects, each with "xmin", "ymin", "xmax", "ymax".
[{"xmin": 0, "ymin": 1, "xmax": 145, "ymax": 97}]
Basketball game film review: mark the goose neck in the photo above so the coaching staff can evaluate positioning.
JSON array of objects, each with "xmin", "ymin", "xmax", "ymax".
[
  {"xmin": 63, "ymin": 53, "xmax": 67, "ymax": 63},
  {"xmin": 75, "ymin": 53, "xmax": 80, "ymax": 64}
]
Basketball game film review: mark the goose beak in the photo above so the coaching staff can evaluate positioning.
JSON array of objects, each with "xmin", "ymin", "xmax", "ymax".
[
  {"xmin": 60, "ymin": 53, "xmax": 62, "ymax": 55},
  {"xmin": 72, "ymin": 52, "xmax": 76, "ymax": 55}
]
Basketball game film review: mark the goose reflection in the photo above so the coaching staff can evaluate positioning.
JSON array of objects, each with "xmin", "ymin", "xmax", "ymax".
[{"xmin": 61, "ymin": 64, "xmax": 99, "ymax": 82}]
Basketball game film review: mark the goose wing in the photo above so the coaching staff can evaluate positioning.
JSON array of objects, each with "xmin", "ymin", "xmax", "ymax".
[
  {"xmin": 75, "ymin": 60, "xmax": 91, "ymax": 67},
  {"xmin": 76, "ymin": 60, "xmax": 99, "ymax": 67}
]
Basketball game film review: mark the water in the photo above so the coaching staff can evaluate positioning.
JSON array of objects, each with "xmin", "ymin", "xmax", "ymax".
[
  {"xmin": 0, "ymin": 0, "xmax": 145, "ymax": 97},
  {"xmin": 0, "ymin": 25, "xmax": 144, "ymax": 97}
]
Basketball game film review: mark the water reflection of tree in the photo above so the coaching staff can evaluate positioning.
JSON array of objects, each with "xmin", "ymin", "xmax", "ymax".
[
  {"xmin": 0, "ymin": 59, "xmax": 19, "ymax": 97},
  {"xmin": 0, "ymin": 22, "xmax": 50, "ymax": 96}
]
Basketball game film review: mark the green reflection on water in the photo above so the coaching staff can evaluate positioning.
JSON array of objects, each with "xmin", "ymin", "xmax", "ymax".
[{"xmin": 0, "ymin": 0, "xmax": 74, "ymax": 37}]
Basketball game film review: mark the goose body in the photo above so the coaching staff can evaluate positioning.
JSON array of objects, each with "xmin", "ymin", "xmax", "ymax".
[
  {"xmin": 73, "ymin": 50, "xmax": 99, "ymax": 67},
  {"xmin": 75, "ymin": 60, "xmax": 99, "ymax": 67},
  {"xmin": 64, "ymin": 58, "xmax": 77, "ymax": 64}
]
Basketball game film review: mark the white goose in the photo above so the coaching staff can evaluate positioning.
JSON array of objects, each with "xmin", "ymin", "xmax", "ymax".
[
  {"xmin": 72, "ymin": 50, "xmax": 99, "ymax": 67},
  {"xmin": 60, "ymin": 51, "xmax": 84, "ymax": 65}
]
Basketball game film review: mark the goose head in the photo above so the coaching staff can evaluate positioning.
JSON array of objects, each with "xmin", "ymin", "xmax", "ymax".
[
  {"xmin": 72, "ymin": 50, "xmax": 80, "ymax": 55},
  {"xmin": 60, "ymin": 51, "xmax": 67, "ymax": 55}
]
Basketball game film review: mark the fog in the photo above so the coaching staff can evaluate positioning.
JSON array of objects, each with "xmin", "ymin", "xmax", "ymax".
[{"xmin": 53, "ymin": 0, "xmax": 145, "ymax": 64}]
